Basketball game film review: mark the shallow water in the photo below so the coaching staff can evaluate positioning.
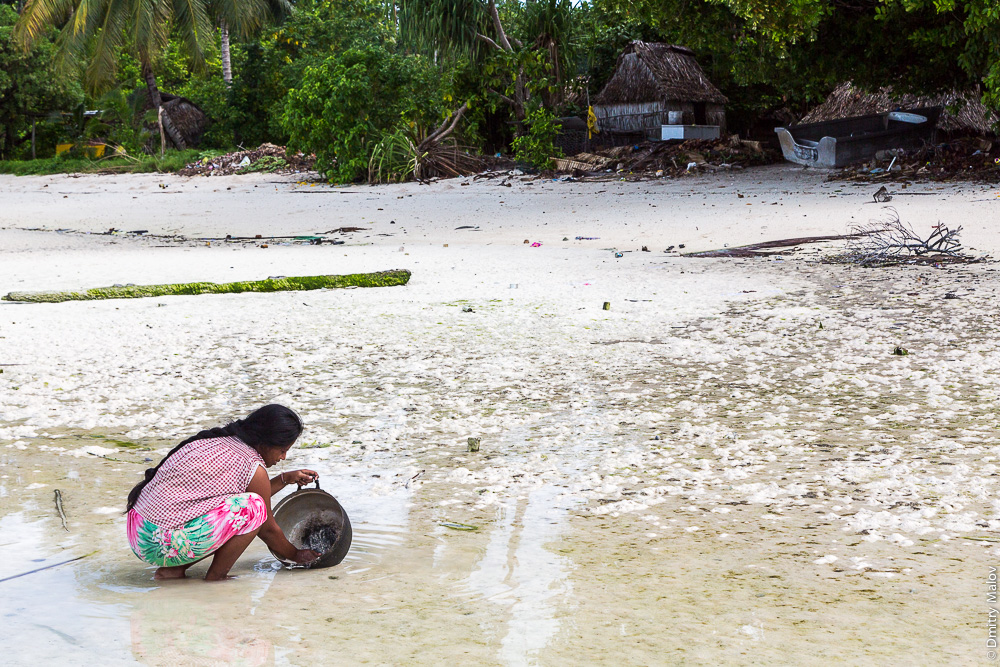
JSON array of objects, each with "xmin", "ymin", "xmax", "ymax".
[{"xmin": 1, "ymin": 253, "xmax": 995, "ymax": 663}]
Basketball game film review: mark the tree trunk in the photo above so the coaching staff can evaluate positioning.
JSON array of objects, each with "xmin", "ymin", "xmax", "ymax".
[
  {"xmin": 220, "ymin": 20, "xmax": 232, "ymax": 85},
  {"xmin": 142, "ymin": 60, "xmax": 187, "ymax": 150}
]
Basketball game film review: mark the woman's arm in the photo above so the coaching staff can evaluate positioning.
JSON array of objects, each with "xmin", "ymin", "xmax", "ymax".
[
  {"xmin": 268, "ymin": 469, "xmax": 319, "ymax": 497},
  {"xmin": 248, "ymin": 467, "xmax": 318, "ymax": 564}
]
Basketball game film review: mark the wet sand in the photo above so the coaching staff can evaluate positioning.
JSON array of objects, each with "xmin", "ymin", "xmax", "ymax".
[{"xmin": 1, "ymin": 166, "xmax": 999, "ymax": 664}]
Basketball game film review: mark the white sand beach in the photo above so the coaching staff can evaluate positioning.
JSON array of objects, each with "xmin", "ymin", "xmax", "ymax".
[{"xmin": 1, "ymin": 165, "xmax": 999, "ymax": 664}]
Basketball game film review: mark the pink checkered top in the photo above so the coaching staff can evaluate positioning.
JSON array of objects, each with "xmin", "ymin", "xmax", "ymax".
[{"xmin": 133, "ymin": 436, "xmax": 266, "ymax": 529}]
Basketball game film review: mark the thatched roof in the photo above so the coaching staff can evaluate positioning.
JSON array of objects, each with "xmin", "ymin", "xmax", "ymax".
[
  {"xmin": 595, "ymin": 42, "xmax": 728, "ymax": 106},
  {"xmin": 137, "ymin": 91, "xmax": 210, "ymax": 147},
  {"xmin": 801, "ymin": 82, "xmax": 998, "ymax": 135}
]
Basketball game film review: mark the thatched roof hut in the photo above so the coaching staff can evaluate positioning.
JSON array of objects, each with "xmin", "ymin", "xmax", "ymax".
[
  {"xmin": 802, "ymin": 82, "xmax": 998, "ymax": 135},
  {"xmin": 593, "ymin": 42, "xmax": 728, "ymax": 136},
  {"xmin": 138, "ymin": 91, "xmax": 210, "ymax": 147}
]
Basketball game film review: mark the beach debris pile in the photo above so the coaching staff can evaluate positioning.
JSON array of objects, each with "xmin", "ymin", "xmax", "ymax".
[
  {"xmin": 177, "ymin": 143, "xmax": 315, "ymax": 176},
  {"xmin": 552, "ymin": 136, "xmax": 779, "ymax": 179},
  {"xmin": 834, "ymin": 136, "xmax": 1000, "ymax": 183}
]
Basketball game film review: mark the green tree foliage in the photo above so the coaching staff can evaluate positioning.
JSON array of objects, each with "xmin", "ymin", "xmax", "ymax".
[
  {"xmin": 0, "ymin": 5, "xmax": 82, "ymax": 158},
  {"xmin": 203, "ymin": 0, "xmax": 395, "ymax": 147},
  {"xmin": 589, "ymin": 0, "xmax": 999, "ymax": 122},
  {"xmin": 511, "ymin": 106, "xmax": 563, "ymax": 170},
  {"xmin": 281, "ymin": 45, "xmax": 452, "ymax": 182},
  {"xmin": 399, "ymin": 0, "xmax": 577, "ymax": 122}
]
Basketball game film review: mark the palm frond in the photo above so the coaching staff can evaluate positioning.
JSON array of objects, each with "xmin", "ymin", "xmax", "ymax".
[
  {"xmin": 85, "ymin": 0, "xmax": 130, "ymax": 93},
  {"xmin": 13, "ymin": 0, "xmax": 77, "ymax": 47},
  {"xmin": 168, "ymin": 0, "xmax": 215, "ymax": 69},
  {"xmin": 209, "ymin": 0, "xmax": 269, "ymax": 39},
  {"xmin": 398, "ymin": 0, "xmax": 489, "ymax": 59}
]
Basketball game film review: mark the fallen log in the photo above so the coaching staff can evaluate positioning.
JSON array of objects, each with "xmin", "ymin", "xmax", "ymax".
[
  {"xmin": 3, "ymin": 269, "xmax": 411, "ymax": 303},
  {"xmin": 683, "ymin": 235, "xmax": 857, "ymax": 258}
]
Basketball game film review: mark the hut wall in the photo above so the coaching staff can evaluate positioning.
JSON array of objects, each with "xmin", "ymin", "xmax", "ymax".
[
  {"xmin": 595, "ymin": 100, "xmax": 727, "ymax": 139},
  {"xmin": 594, "ymin": 102, "xmax": 665, "ymax": 133},
  {"xmin": 706, "ymin": 104, "xmax": 726, "ymax": 133}
]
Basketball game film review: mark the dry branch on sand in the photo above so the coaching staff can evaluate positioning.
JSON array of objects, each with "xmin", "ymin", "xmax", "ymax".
[{"xmin": 839, "ymin": 210, "xmax": 968, "ymax": 266}]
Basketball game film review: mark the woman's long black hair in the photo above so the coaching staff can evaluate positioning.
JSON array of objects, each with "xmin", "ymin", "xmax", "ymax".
[{"xmin": 126, "ymin": 404, "xmax": 303, "ymax": 511}]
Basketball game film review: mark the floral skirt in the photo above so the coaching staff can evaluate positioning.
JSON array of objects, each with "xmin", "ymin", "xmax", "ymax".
[{"xmin": 127, "ymin": 493, "xmax": 268, "ymax": 568}]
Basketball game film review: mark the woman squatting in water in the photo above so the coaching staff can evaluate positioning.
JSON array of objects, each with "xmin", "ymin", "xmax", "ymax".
[{"xmin": 125, "ymin": 404, "xmax": 320, "ymax": 580}]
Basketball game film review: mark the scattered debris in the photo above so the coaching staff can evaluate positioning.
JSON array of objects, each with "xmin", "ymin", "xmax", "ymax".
[
  {"xmin": 439, "ymin": 522, "xmax": 478, "ymax": 531},
  {"xmin": 873, "ymin": 185, "xmax": 892, "ymax": 203},
  {"xmin": 834, "ymin": 136, "xmax": 1000, "ymax": 183},
  {"xmin": 177, "ymin": 144, "xmax": 315, "ymax": 176},
  {"xmin": 551, "ymin": 136, "xmax": 779, "ymax": 179},
  {"xmin": 467, "ymin": 437, "xmax": 481, "ymax": 452},
  {"xmin": 893, "ymin": 346, "xmax": 909, "ymax": 356}
]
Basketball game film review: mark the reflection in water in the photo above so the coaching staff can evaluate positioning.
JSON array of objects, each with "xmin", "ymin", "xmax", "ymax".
[
  {"xmin": 467, "ymin": 500, "xmax": 517, "ymax": 602},
  {"xmin": 126, "ymin": 468, "xmax": 415, "ymax": 665},
  {"xmin": 0, "ymin": 512, "xmax": 135, "ymax": 664},
  {"xmin": 464, "ymin": 485, "xmax": 574, "ymax": 667},
  {"xmin": 130, "ymin": 581, "xmax": 274, "ymax": 667}
]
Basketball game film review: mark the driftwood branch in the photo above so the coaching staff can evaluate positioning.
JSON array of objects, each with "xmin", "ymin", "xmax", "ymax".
[{"xmin": 844, "ymin": 209, "xmax": 965, "ymax": 266}]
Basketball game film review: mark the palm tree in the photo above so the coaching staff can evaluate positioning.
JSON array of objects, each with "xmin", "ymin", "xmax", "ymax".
[
  {"xmin": 398, "ymin": 0, "xmax": 575, "ymax": 123},
  {"xmin": 212, "ymin": 0, "xmax": 290, "ymax": 85},
  {"xmin": 15, "ymin": 0, "xmax": 216, "ymax": 148}
]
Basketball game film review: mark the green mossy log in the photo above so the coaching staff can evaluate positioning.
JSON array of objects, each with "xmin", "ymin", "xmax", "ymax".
[{"xmin": 3, "ymin": 270, "xmax": 411, "ymax": 303}]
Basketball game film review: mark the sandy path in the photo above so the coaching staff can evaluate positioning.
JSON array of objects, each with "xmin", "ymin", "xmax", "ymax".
[
  {"xmin": 2, "ymin": 165, "xmax": 999, "ymax": 253},
  {"xmin": 0, "ymin": 167, "xmax": 998, "ymax": 664}
]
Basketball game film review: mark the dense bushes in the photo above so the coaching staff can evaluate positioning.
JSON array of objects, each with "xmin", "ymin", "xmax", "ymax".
[
  {"xmin": 512, "ymin": 108, "xmax": 564, "ymax": 171},
  {"xmin": 282, "ymin": 46, "xmax": 454, "ymax": 182},
  {"xmin": 7, "ymin": 0, "xmax": 1000, "ymax": 175},
  {"xmin": 0, "ymin": 5, "xmax": 82, "ymax": 159}
]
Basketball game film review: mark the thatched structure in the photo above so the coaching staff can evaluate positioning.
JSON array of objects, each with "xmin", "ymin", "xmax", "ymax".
[
  {"xmin": 138, "ymin": 91, "xmax": 210, "ymax": 147},
  {"xmin": 802, "ymin": 82, "xmax": 998, "ymax": 136},
  {"xmin": 593, "ymin": 42, "xmax": 727, "ymax": 137}
]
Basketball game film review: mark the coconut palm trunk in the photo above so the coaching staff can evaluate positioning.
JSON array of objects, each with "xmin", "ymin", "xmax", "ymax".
[
  {"xmin": 142, "ymin": 61, "xmax": 187, "ymax": 149},
  {"xmin": 220, "ymin": 19, "xmax": 232, "ymax": 85}
]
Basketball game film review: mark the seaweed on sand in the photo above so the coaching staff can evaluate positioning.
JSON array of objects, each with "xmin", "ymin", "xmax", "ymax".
[{"xmin": 3, "ymin": 270, "xmax": 411, "ymax": 303}]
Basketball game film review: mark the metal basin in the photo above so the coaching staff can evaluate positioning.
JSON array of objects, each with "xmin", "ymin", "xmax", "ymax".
[{"xmin": 268, "ymin": 482, "xmax": 352, "ymax": 568}]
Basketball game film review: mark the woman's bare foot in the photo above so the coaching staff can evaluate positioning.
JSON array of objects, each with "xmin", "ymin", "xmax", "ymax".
[{"xmin": 154, "ymin": 565, "xmax": 189, "ymax": 580}]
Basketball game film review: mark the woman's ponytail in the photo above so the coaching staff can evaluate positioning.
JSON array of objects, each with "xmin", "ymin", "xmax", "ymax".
[{"xmin": 124, "ymin": 405, "xmax": 302, "ymax": 512}]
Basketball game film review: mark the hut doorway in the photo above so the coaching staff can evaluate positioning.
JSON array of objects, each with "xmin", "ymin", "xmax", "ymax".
[{"xmin": 694, "ymin": 102, "xmax": 707, "ymax": 125}]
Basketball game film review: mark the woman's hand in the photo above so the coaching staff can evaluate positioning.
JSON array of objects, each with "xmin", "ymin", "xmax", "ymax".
[
  {"xmin": 282, "ymin": 469, "xmax": 319, "ymax": 487},
  {"xmin": 292, "ymin": 549, "xmax": 321, "ymax": 565}
]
